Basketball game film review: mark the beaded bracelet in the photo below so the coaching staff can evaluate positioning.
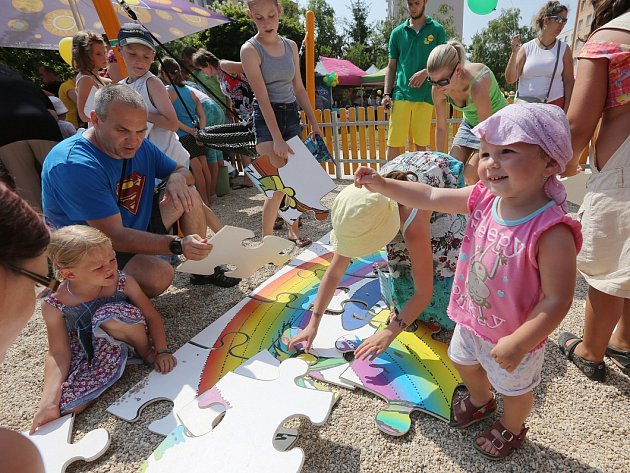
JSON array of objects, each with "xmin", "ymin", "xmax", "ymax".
[
  {"xmin": 156, "ymin": 348, "xmax": 173, "ymax": 356},
  {"xmin": 390, "ymin": 312, "xmax": 407, "ymax": 330}
]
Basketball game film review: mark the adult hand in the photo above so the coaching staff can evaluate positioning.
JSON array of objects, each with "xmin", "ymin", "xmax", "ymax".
[
  {"xmin": 354, "ymin": 329, "xmax": 397, "ymax": 361},
  {"xmin": 162, "ymin": 173, "xmax": 194, "ymax": 213},
  {"xmin": 155, "ymin": 353, "xmax": 177, "ymax": 374},
  {"xmin": 408, "ymin": 69, "xmax": 428, "ymax": 88},
  {"xmin": 30, "ymin": 404, "xmax": 61, "ymax": 435},
  {"xmin": 288, "ymin": 324, "xmax": 318, "ymax": 353},
  {"xmin": 490, "ymin": 335, "xmax": 526, "ymax": 373},
  {"xmin": 382, "ymin": 95, "xmax": 392, "ymax": 110},
  {"xmin": 511, "ymin": 34, "xmax": 522, "ymax": 53},
  {"xmin": 181, "ymin": 234, "xmax": 213, "ymax": 261},
  {"xmin": 354, "ymin": 166, "xmax": 385, "ymax": 192}
]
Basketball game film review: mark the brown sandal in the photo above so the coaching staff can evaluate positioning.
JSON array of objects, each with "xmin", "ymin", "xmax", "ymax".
[
  {"xmin": 450, "ymin": 393, "xmax": 497, "ymax": 429},
  {"xmin": 473, "ymin": 420, "xmax": 528, "ymax": 460}
]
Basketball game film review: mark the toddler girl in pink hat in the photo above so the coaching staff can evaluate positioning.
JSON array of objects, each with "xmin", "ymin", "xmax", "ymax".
[{"xmin": 354, "ymin": 103, "xmax": 582, "ymax": 460}]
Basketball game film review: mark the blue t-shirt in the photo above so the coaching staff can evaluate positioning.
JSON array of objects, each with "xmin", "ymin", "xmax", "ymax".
[{"xmin": 42, "ymin": 132, "xmax": 177, "ymax": 230}]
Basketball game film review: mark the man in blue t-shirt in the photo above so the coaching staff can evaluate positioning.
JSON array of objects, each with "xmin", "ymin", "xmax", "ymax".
[{"xmin": 42, "ymin": 84, "xmax": 214, "ymax": 297}]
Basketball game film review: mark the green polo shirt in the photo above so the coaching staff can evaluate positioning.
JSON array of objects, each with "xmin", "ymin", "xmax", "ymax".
[{"xmin": 389, "ymin": 17, "xmax": 446, "ymax": 104}]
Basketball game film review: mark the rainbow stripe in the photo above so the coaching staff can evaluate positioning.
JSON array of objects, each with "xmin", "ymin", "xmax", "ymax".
[{"xmin": 197, "ymin": 250, "xmax": 385, "ymax": 395}]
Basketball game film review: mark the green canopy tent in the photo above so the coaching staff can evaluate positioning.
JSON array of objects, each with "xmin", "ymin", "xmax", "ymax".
[{"xmin": 360, "ymin": 67, "xmax": 387, "ymax": 86}]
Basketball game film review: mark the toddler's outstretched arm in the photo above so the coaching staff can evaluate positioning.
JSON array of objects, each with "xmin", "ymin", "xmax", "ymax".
[
  {"xmin": 491, "ymin": 224, "xmax": 578, "ymax": 372},
  {"xmin": 288, "ymin": 253, "xmax": 351, "ymax": 353},
  {"xmin": 30, "ymin": 303, "xmax": 72, "ymax": 434},
  {"xmin": 125, "ymin": 275, "xmax": 177, "ymax": 374},
  {"xmin": 354, "ymin": 166, "xmax": 472, "ymax": 215}
]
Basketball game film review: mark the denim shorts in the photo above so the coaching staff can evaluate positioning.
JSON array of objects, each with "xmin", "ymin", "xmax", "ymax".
[{"xmin": 252, "ymin": 100, "xmax": 301, "ymax": 143}]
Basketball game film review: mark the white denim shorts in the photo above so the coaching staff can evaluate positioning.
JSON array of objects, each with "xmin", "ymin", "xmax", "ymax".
[{"xmin": 448, "ymin": 324, "xmax": 545, "ymax": 397}]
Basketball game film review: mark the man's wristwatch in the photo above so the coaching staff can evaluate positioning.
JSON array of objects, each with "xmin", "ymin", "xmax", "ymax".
[
  {"xmin": 169, "ymin": 237, "xmax": 183, "ymax": 256},
  {"xmin": 383, "ymin": 92, "xmax": 391, "ymax": 97}
]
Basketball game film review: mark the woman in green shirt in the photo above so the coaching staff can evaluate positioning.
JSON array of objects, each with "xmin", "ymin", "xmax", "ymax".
[{"xmin": 427, "ymin": 40, "xmax": 508, "ymax": 185}]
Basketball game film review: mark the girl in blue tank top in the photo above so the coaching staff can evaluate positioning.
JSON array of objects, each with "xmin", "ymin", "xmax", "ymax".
[{"xmin": 241, "ymin": 0, "xmax": 322, "ymax": 248}]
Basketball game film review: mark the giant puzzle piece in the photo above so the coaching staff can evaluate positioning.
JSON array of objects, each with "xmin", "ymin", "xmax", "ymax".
[
  {"xmin": 141, "ymin": 358, "xmax": 336, "ymax": 473},
  {"xmin": 336, "ymin": 316, "xmax": 463, "ymax": 436},
  {"xmin": 106, "ymin": 343, "xmax": 209, "ymax": 436},
  {"xmin": 245, "ymin": 136, "xmax": 336, "ymax": 224},
  {"xmin": 176, "ymin": 225, "xmax": 294, "ymax": 278},
  {"xmin": 22, "ymin": 414, "xmax": 110, "ymax": 473}
]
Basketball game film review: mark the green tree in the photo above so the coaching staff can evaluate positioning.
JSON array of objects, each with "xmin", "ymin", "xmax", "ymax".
[
  {"xmin": 307, "ymin": 0, "xmax": 343, "ymax": 59},
  {"xmin": 345, "ymin": 0, "xmax": 371, "ymax": 46},
  {"xmin": 432, "ymin": 4, "xmax": 461, "ymax": 42},
  {"xmin": 0, "ymin": 48, "xmax": 73, "ymax": 85},
  {"xmin": 469, "ymin": 8, "xmax": 535, "ymax": 92}
]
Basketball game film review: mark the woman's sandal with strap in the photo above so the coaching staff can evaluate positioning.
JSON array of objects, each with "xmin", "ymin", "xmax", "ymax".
[
  {"xmin": 450, "ymin": 393, "xmax": 497, "ymax": 429},
  {"xmin": 558, "ymin": 332, "xmax": 606, "ymax": 381},
  {"xmin": 473, "ymin": 420, "xmax": 528, "ymax": 460}
]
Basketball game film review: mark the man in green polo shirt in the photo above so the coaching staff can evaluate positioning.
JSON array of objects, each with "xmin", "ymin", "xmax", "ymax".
[{"xmin": 382, "ymin": 0, "xmax": 446, "ymax": 160}]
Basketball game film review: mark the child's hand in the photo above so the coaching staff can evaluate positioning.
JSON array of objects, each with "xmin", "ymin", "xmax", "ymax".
[
  {"xmin": 30, "ymin": 403, "xmax": 61, "ymax": 435},
  {"xmin": 154, "ymin": 352, "xmax": 177, "ymax": 374},
  {"xmin": 354, "ymin": 329, "xmax": 397, "ymax": 361},
  {"xmin": 288, "ymin": 325, "xmax": 318, "ymax": 353},
  {"xmin": 273, "ymin": 138, "xmax": 293, "ymax": 161},
  {"xmin": 354, "ymin": 166, "xmax": 384, "ymax": 192},
  {"xmin": 491, "ymin": 335, "xmax": 527, "ymax": 372}
]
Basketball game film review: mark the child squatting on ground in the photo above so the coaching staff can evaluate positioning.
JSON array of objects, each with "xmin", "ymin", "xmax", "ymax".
[
  {"xmin": 354, "ymin": 103, "xmax": 583, "ymax": 460},
  {"xmin": 30, "ymin": 226, "xmax": 176, "ymax": 434}
]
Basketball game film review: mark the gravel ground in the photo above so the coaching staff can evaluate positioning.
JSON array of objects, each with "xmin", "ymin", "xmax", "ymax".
[{"xmin": 1, "ymin": 181, "xmax": 628, "ymax": 473}]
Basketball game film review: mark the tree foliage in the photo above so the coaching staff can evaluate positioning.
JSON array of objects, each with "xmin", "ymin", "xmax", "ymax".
[
  {"xmin": 307, "ymin": 0, "xmax": 343, "ymax": 59},
  {"xmin": 469, "ymin": 8, "xmax": 535, "ymax": 91},
  {"xmin": 432, "ymin": 4, "xmax": 461, "ymax": 42},
  {"xmin": 342, "ymin": 0, "xmax": 391, "ymax": 70},
  {"xmin": 0, "ymin": 47, "xmax": 73, "ymax": 85}
]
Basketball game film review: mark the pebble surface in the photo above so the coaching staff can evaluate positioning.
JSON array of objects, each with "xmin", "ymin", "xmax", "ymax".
[{"xmin": 1, "ymin": 184, "xmax": 627, "ymax": 473}]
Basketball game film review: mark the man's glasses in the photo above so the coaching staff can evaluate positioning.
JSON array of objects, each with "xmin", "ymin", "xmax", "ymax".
[
  {"xmin": 9, "ymin": 264, "xmax": 60, "ymax": 296},
  {"xmin": 548, "ymin": 16, "xmax": 568, "ymax": 24},
  {"xmin": 426, "ymin": 64, "xmax": 458, "ymax": 87}
]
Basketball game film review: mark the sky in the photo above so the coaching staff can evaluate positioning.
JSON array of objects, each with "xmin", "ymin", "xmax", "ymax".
[{"xmin": 330, "ymin": 0, "xmax": 578, "ymax": 45}]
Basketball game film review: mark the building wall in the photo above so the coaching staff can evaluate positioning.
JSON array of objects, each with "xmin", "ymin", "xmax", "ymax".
[{"xmin": 571, "ymin": 0, "xmax": 595, "ymax": 55}]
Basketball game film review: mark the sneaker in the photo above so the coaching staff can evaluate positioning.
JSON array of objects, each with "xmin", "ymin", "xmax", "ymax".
[{"xmin": 190, "ymin": 266, "xmax": 241, "ymax": 288}]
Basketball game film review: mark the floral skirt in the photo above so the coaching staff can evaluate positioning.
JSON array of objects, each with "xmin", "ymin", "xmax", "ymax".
[{"xmin": 60, "ymin": 302, "xmax": 145, "ymax": 413}]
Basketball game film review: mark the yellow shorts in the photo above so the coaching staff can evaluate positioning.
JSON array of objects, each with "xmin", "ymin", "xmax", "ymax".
[{"xmin": 386, "ymin": 100, "xmax": 433, "ymax": 148}]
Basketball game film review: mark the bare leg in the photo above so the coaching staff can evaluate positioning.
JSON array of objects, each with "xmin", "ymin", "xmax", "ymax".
[
  {"xmin": 189, "ymin": 157, "xmax": 210, "ymax": 206},
  {"xmin": 161, "ymin": 185, "xmax": 207, "ymax": 238},
  {"xmin": 202, "ymin": 203, "xmax": 223, "ymax": 234},
  {"xmin": 386, "ymin": 145, "xmax": 402, "ymax": 161},
  {"xmin": 100, "ymin": 318, "xmax": 152, "ymax": 363},
  {"xmin": 452, "ymin": 361, "xmax": 494, "ymax": 408},
  {"xmin": 609, "ymin": 299, "xmax": 630, "ymax": 351},
  {"xmin": 262, "ymin": 191, "xmax": 285, "ymax": 237},
  {"xmin": 476, "ymin": 391, "xmax": 533, "ymax": 455},
  {"xmin": 574, "ymin": 286, "xmax": 627, "ymax": 361},
  {"xmin": 123, "ymin": 255, "xmax": 174, "ymax": 298},
  {"xmin": 287, "ymin": 220, "xmax": 301, "ymax": 241},
  {"xmin": 201, "ymin": 159, "xmax": 215, "ymax": 201},
  {"xmin": 240, "ymin": 156, "xmax": 253, "ymax": 185}
]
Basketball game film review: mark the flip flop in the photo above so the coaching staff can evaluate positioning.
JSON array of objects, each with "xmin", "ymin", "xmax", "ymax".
[
  {"xmin": 289, "ymin": 237, "xmax": 312, "ymax": 248},
  {"xmin": 606, "ymin": 345, "xmax": 630, "ymax": 371}
]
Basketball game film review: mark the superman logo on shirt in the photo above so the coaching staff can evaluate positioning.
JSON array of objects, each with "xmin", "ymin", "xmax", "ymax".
[{"xmin": 117, "ymin": 171, "xmax": 146, "ymax": 215}]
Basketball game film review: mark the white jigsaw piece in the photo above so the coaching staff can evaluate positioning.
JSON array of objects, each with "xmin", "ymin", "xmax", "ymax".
[
  {"xmin": 22, "ymin": 414, "xmax": 110, "ymax": 473},
  {"xmin": 142, "ymin": 358, "xmax": 335, "ymax": 473},
  {"xmin": 176, "ymin": 225, "xmax": 294, "ymax": 277},
  {"xmin": 106, "ymin": 342, "xmax": 209, "ymax": 436}
]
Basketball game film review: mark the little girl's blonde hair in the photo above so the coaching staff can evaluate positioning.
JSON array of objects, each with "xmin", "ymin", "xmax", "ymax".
[{"xmin": 48, "ymin": 225, "xmax": 112, "ymax": 279}]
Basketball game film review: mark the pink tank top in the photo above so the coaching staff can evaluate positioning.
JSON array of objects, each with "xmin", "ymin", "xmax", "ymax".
[{"xmin": 447, "ymin": 183, "xmax": 582, "ymax": 346}]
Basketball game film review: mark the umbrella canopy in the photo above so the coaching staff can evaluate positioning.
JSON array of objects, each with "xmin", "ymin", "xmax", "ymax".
[
  {"xmin": 316, "ymin": 56, "xmax": 366, "ymax": 87},
  {"xmin": 1, "ymin": 0, "xmax": 230, "ymax": 50},
  {"xmin": 361, "ymin": 66, "xmax": 387, "ymax": 86}
]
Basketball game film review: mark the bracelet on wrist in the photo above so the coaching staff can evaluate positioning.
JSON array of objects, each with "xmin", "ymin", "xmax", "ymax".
[
  {"xmin": 383, "ymin": 93, "xmax": 391, "ymax": 97},
  {"xmin": 156, "ymin": 348, "xmax": 172, "ymax": 356},
  {"xmin": 389, "ymin": 312, "xmax": 407, "ymax": 330}
]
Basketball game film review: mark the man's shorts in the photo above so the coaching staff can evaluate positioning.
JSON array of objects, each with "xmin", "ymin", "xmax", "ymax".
[
  {"xmin": 387, "ymin": 100, "xmax": 433, "ymax": 148},
  {"xmin": 448, "ymin": 324, "xmax": 546, "ymax": 397},
  {"xmin": 116, "ymin": 184, "xmax": 171, "ymax": 270}
]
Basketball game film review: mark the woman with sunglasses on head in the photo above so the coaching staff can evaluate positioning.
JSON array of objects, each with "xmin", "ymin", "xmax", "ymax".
[
  {"xmin": 505, "ymin": 2, "xmax": 574, "ymax": 112},
  {"xmin": 0, "ymin": 181, "xmax": 51, "ymax": 473},
  {"xmin": 428, "ymin": 40, "xmax": 508, "ymax": 185}
]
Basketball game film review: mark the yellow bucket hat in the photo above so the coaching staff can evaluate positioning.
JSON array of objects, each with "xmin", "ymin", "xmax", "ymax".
[{"xmin": 330, "ymin": 185, "xmax": 400, "ymax": 258}]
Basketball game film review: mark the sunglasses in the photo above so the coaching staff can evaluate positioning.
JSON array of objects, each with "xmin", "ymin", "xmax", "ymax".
[
  {"xmin": 426, "ymin": 64, "xmax": 458, "ymax": 87},
  {"xmin": 9, "ymin": 264, "xmax": 60, "ymax": 297},
  {"xmin": 547, "ymin": 16, "xmax": 568, "ymax": 24}
]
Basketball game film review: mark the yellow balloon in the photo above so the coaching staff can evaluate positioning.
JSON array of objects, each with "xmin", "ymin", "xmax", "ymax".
[{"xmin": 58, "ymin": 37, "xmax": 73, "ymax": 67}]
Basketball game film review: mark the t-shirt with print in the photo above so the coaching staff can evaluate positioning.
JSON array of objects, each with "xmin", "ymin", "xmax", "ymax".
[
  {"xmin": 42, "ymin": 131, "xmax": 177, "ymax": 230},
  {"xmin": 446, "ymin": 182, "xmax": 582, "ymax": 347}
]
